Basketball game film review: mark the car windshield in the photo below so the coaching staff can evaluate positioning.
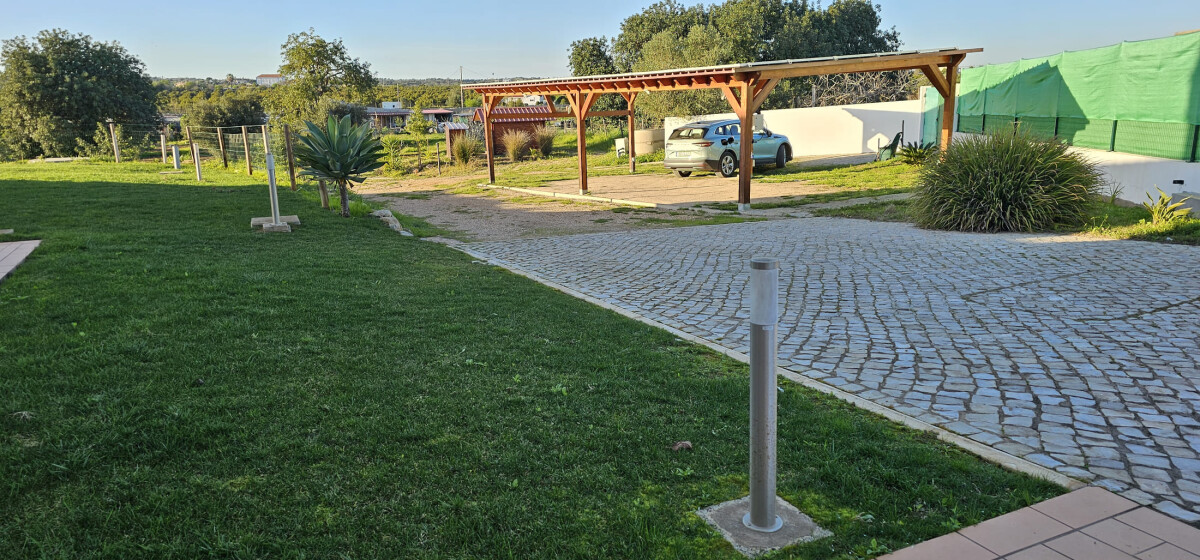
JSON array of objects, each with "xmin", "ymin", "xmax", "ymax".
[{"xmin": 669, "ymin": 127, "xmax": 708, "ymax": 140}]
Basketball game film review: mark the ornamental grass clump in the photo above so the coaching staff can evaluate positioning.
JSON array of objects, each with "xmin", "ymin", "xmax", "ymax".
[
  {"xmin": 913, "ymin": 130, "xmax": 1102, "ymax": 232},
  {"xmin": 531, "ymin": 125, "xmax": 558, "ymax": 158},
  {"xmin": 450, "ymin": 134, "xmax": 479, "ymax": 165},
  {"xmin": 500, "ymin": 129, "xmax": 532, "ymax": 162}
]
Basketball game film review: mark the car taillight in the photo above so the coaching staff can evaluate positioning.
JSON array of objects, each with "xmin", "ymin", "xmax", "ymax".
[{"xmin": 696, "ymin": 142, "xmax": 714, "ymax": 147}]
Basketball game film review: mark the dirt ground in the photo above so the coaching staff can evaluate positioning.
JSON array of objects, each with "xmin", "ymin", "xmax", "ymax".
[
  {"xmin": 355, "ymin": 153, "xmax": 881, "ymax": 242},
  {"xmin": 358, "ymin": 173, "xmax": 754, "ymax": 242}
]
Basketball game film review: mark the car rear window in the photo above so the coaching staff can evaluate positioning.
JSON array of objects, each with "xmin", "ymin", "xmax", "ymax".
[{"xmin": 669, "ymin": 127, "xmax": 708, "ymax": 140}]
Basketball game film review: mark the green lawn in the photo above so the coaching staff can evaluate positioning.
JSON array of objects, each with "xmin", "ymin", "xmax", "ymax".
[
  {"xmin": 0, "ymin": 160, "xmax": 1063, "ymax": 558},
  {"xmin": 814, "ymin": 198, "xmax": 1200, "ymax": 245},
  {"xmin": 702, "ymin": 160, "xmax": 919, "ymax": 211}
]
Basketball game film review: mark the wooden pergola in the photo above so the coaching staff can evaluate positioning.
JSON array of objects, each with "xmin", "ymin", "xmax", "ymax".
[{"xmin": 467, "ymin": 48, "xmax": 980, "ymax": 209}]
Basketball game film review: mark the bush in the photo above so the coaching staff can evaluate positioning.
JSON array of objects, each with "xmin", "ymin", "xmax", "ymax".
[
  {"xmin": 898, "ymin": 141, "xmax": 936, "ymax": 165},
  {"xmin": 500, "ymin": 129, "xmax": 532, "ymax": 162},
  {"xmin": 531, "ymin": 125, "xmax": 557, "ymax": 158},
  {"xmin": 451, "ymin": 134, "xmax": 479, "ymax": 164},
  {"xmin": 913, "ymin": 130, "xmax": 1102, "ymax": 232},
  {"xmin": 380, "ymin": 134, "xmax": 406, "ymax": 172}
]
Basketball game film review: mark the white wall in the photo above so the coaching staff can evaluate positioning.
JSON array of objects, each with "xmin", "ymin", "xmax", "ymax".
[
  {"xmin": 664, "ymin": 100, "xmax": 922, "ymax": 157},
  {"xmin": 1076, "ymin": 148, "xmax": 1200, "ymax": 206}
]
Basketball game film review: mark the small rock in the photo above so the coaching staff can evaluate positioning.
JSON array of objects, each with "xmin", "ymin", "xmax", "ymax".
[
  {"xmin": 399, "ymin": 230, "xmax": 414, "ymax": 237},
  {"xmin": 672, "ymin": 441, "xmax": 693, "ymax": 452},
  {"xmin": 193, "ymin": 378, "xmax": 205, "ymax": 387}
]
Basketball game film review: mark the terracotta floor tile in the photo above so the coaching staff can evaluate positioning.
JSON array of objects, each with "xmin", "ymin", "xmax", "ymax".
[
  {"xmin": 1117, "ymin": 508, "xmax": 1200, "ymax": 552},
  {"xmin": 1046, "ymin": 532, "xmax": 1137, "ymax": 560},
  {"xmin": 1081, "ymin": 519, "xmax": 1163, "ymax": 555},
  {"xmin": 960, "ymin": 509, "xmax": 1072, "ymax": 555},
  {"xmin": 879, "ymin": 532, "xmax": 997, "ymax": 560},
  {"xmin": 1032, "ymin": 487, "xmax": 1139, "ymax": 528}
]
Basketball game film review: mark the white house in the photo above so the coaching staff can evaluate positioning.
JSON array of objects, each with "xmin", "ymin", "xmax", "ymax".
[{"xmin": 256, "ymin": 74, "xmax": 286, "ymax": 87}]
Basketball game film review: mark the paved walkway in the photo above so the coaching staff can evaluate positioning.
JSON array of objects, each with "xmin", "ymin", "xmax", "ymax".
[
  {"xmin": 466, "ymin": 217, "xmax": 1200, "ymax": 520},
  {"xmin": 882, "ymin": 487, "xmax": 1200, "ymax": 560},
  {"xmin": 0, "ymin": 240, "xmax": 40, "ymax": 282}
]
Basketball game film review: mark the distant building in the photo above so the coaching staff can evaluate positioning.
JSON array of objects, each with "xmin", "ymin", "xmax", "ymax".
[{"xmin": 256, "ymin": 74, "xmax": 285, "ymax": 87}]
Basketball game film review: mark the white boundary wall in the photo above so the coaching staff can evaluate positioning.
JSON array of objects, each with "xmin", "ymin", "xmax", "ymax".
[{"xmin": 664, "ymin": 100, "xmax": 923, "ymax": 158}]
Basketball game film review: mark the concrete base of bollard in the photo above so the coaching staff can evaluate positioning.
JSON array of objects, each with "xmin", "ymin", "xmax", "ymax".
[
  {"xmin": 697, "ymin": 496, "xmax": 831, "ymax": 557},
  {"xmin": 260, "ymin": 223, "xmax": 292, "ymax": 233},
  {"xmin": 251, "ymin": 216, "xmax": 301, "ymax": 228}
]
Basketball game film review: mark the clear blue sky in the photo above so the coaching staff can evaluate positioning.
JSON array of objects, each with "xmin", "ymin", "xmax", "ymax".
[{"xmin": 3, "ymin": 0, "xmax": 1198, "ymax": 79}]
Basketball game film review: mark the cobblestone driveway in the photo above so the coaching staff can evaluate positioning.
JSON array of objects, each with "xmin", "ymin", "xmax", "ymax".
[{"xmin": 466, "ymin": 218, "xmax": 1200, "ymax": 520}]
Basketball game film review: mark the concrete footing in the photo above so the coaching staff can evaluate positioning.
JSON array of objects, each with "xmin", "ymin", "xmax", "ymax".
[
  {"xmin": 697, "ymin": 496, "xmax": 831, "ymax": 557},
  {"xmin": 737, "ymin": 203, "xmax": 751, "ymax": 213},
  {"xmin": 251, "ymin": 216, "xmax": 300, "ymax": 228},
  {"xmin": 0, "ymin": 229, "xmax": 12, "ymax": 235},
  {"xmin": 260, "ymin": 223, "xmax": 292, "ymax": 233}
]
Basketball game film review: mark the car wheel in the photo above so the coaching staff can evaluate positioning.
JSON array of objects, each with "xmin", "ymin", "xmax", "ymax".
[
  {"xmin": 776, "ymin": 145, "xmax": 789, "ymax": 169},
  {"xmin": 674, "ymin": 170, "xmax": 692, "ymax": 178},
  {"xmin": 719, "ymin": 152, "xmax": 738, "ymax": 178}
]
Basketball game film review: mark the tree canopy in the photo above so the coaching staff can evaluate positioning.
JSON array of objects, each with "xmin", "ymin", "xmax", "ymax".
[
  {"xmin": 0, "ymin": 29, "xmax": 159, "ymax": 160},
  {"xmin": 567, "ymin": 0, "xmax": 904, "ymax": 124},
  {"xmin": 181, "ymin": 91, "xmax": 267, "ymax": 129},
  {"xmin": 265, "ymin": 29, "xmax": 377, "ymax": 126}
]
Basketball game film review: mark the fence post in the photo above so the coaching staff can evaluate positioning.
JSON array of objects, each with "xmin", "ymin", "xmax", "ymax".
[
  {"xmin": 1190, "ymin": 124, "xmax": 1199, "ymax": 163},
  {"xmin": 217, "ymin": 128, "xmax": 228, "ymax": 168},
  {"xmin": 192, "ymin": 142, "xmax": 203, "ymax": 181},
  {"xmin": 185, "ymin": 126, "xmax": 194, "ymax": 163},
  {"xmin": 437, "ymin": 142, "xmax": 442, "ymax": 176},
  {"xmin": 318, "ymin": 180, "xmax": 330, "ymax": 209},
  {"xmin": 284, "ymin": 124, "xmax": 297, "ymax": 190},
  {"xmin": 241, "ymin": 126, "xmax": 253, "ymax": 175},
  {"xmin": 261, "ymin": 124, "xmax": 270, "ymax": 157},
  {"xmin": 1110, "ymin": 120, "xmax": 1119, "ymax": 152},
  {"xmin": 107, "ymin": 120, "xmax": 121, "ymax": 163},
  {"xmin": 171, "ymin": 145, "xmax": 181, "ymax": 169},
  {"xmin": 1053, "ymin": 117, "xmax": 1060, "ymax": 139},
  {"xmin": 160, "ymin": 128, "xmax": 168, "ymax": 163},
  {"xmin": 746, "ymin": 256, "xmax": 782, "ymax": 533}
]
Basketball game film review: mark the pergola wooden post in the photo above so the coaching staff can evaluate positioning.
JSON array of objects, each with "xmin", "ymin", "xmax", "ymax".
[
  {"xmin": 482, "ymin": 95, "xmax": 501, "ymax": 184},
  {"xmin": 565, "ymin": 92, "xmax": 598, "ymax": 194},
  {"xmin": 467, "ymin": 48, "xmax": 978, "ymax": 207},
  {"xmin": 621, "ymin": 92, "xmax": 638, "ymax": 174}
]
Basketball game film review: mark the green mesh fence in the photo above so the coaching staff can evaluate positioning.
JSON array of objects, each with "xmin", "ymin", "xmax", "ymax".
[
  {"xmin": 1113, "ymin": 121, "xmax": 1196, "ymax": 160},
  {"xmin": 955, "ymin": 33, "xmax": 1200, "ymax": 161},
  {"xmin": 983, "ymin": 115, "xmax": 1016, "ymax": 134},
  {"xmin": 1016, "ymin": 117, "xmax": 1056, "ymax": 138},
  {"xmin": 956, "ymin": 115, "xmax": 983, "ymax": 134}
]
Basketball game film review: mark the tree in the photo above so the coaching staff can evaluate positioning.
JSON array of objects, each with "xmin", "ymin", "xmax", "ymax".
[
  {"xmin": 611, "ymin": 1, "xmax": 706, "ymax": 72},
  {"xmin": 293, "ymin": 115, "xmax": 384, "ymax": 217},
  {"xmin": 265, "ymin": 29, "xmax": 377, "ymax": 127},
  {"xmin": 405, "ymin": 105, "xmax": 432, "ymax": 169},
  {"xmin": 567, "ymin": 37, "xmax": 617, "ymax": 77},
  {"xmin": 182, "ymin": 93, "xmax": 266, "ymax": 128},
  {"xmin": 0, "ymin": 29, "xmax": 159, "ymax": 159},
  {"xmin": 632, "ymin": 25, "xmax": 733, "ymax": 124}
]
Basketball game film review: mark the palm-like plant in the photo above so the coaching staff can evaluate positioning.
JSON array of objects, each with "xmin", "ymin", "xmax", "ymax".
[{"xmin": 294, "ymin": 115, "xmax": 385, "ymax": 217}]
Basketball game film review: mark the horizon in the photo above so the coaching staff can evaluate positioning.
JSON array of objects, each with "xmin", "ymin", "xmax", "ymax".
[{"xmin": 3, "ymin": 1, "xmax": 1199, "ymax": 81}]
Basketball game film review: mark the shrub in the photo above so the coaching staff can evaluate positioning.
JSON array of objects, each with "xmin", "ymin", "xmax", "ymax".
[
  {"xmin": 379, "ymin": 134, "xmax": 406, "ymax": 172},
  {"xmin": 1142, "ymin": 188, "xmax": 1193, "ymax": 225},
  {"xmin": 451, "ymin": 134, "xmax": 479, "ymax": 164},
  {"xmin": 531, "ymin": 125, "xmax": 557, "ymax": 158},
  {"xmin": 500, "ymin": 129, "xmax": 532, "ymax": 162},
  {"xmin": 912, "ymin": 130, "xmax": 1102, "ymax": 232},
  {"xmin": 898, "ymin": 141, "xmax": 936, "ymax": 165}
]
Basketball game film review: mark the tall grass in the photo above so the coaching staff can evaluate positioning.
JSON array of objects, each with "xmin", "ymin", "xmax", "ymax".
[
  {"xmin": 913, "ymin": 130, "xmax": 1102, "ymax": 232},
  {"xmin": 531, "ymin": 125, "xmax": 557, "ymax": 158},
  {"xmin": 500, "ymin": 129, "xmax": 532, "ymax": 162},
  {"xmin": 451, "ymin": 135, "xmax": 480, "ymax": 165}
]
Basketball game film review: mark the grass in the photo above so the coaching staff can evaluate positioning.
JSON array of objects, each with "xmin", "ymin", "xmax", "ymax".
[
  {"xmin": 815, "ymin": 198, "xmax": 1200, "ymax": 245},
  {"xmin": 701, "ymin": 161, "xmax": 919, "ymax": 211},
  {"xmin": 0, "ymin": 160, "xmax": 1064, "ymax": 558}
]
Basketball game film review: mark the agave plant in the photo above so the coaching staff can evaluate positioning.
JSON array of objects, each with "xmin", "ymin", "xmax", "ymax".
[
  {"xmin": 1142, "ymin": 188, "xmax": 1193, "ymax": 225},
  {"xmin": 294, "ymin": 115, "xmax": 385, "ymax": 217}
]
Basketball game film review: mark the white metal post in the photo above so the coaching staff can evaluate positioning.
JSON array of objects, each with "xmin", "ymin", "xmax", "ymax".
[
  {"xmin": 266, "ymin": 153, "xmax": 281, "ymax": 226},
  {"xmin": 171, "ymin": 145, "xmax": 181, "ymax": 169},
  {"xmin": 192, "ymin": 143, "xmax": 202, "ymax": 181},
  {"xmin": 745, "ymin": 256, "xmax": 782, "ymax": 532}
]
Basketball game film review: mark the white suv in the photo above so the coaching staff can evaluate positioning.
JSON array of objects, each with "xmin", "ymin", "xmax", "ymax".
[{"xmin": 663, "ymin": 119, "xmax": 792, "ymax": 177}]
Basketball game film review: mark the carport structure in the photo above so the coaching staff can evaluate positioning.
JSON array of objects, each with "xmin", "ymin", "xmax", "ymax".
[{"xmin": 467, "ymin": 48, "xmax": 980, "ymax": 210}]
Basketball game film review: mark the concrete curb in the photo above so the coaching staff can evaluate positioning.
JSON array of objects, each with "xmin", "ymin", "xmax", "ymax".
[
  {"xmin": 454, "ymin": 244, "xmax": 1086, "ymax": 492},
  {"xmin": 478, "ymin": 183, "xmax": 660, "ymax": 208}
]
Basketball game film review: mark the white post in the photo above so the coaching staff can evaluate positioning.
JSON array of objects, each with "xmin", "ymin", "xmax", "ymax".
[
  {"xmin": 191, "ymin": 143, "xmax": 202, "ymax": 181},
  {"xmin": 171, "ymin": 145, "xmax": 181, "ymax": 169},
  {"xmin": 266, "ymin": 153, "xmax": 281, "ymax": 226},
  {"xmin": 745, "ymin": 256, "xmax": 782, "ymax": 532}
]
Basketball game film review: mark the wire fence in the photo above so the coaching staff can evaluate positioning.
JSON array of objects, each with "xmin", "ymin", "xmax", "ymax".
[
  {"xmin": 102, "ymin": 122, "xmax": 301, "ymax": 187},
  {"xmin": 955, "ymin": 116, "xmax": 1199, "ymax": 162}
]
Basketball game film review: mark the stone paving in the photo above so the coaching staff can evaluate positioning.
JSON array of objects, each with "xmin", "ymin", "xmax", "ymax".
[{"xmin": 465, "ymin": 217, "xmax": 1200, "ymax": 521}]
